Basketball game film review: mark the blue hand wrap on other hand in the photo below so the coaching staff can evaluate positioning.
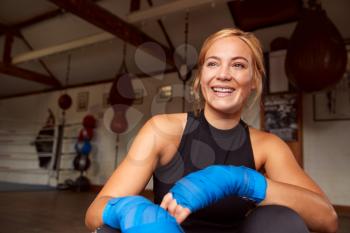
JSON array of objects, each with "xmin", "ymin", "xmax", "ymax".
[
  {"xmin": 102, "ymin": 195, "xmax": 184, "ymax": 233},
  {"xmin": 170, "ymin": 165, "xmax": 267, "ymax": 212}
]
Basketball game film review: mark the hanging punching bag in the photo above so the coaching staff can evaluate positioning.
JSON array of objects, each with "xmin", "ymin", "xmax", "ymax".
[
  {"xmin": 285, "ymin": 6, "xmax": 347, "ymax": 92},
  {"xmin": 58, "ymin": 94, "xmax": 72, "ymax": 110},
  {"xmin": 108, "ymin": 72, "xmax": 135, "ymax": 134}
]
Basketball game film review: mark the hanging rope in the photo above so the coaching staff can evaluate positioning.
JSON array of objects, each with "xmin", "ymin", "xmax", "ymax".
[
  {"xmin": 61, "ymin": 54, "xmax": 72, "ymax": 119},
  {"xmin": 65, "ymin": 55, "xmax": 71, "ymax": 86},
  {"xmin": 110, "ymin": 41, "xmax": 133, "ymax": 168},
  {"xmin": 55, "ymin": 54, "xmax": 73, "ymax": 180},
  {"xmin": 118, "ymin": 42, "xmax": 128, "ymax": 74},
  {"xmin": 58, "ymin": 54, "xmax": 73, "ymax": 112},
  {"xmin": 180, "ymin": 11, "xmax": 191, "ymax": 111},
  {"xmin": 184, "ymin": 11, "xmax": 189, "ymax": 69},
  {"xmin": 63, "ymin": 54, "xmax": 71, "ymax": 94}
]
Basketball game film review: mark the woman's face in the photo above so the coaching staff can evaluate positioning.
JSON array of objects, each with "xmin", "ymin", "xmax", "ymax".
[{"xmin": 200, "ymin": 36, "xmax": 255, "ymax": 115}]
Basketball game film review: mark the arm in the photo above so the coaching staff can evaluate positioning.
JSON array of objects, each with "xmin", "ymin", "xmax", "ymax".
[
  {"xmin": 161, "ymin": 165, "xmax": 267, "ymax": 223},
  {"xmin": 102, "ymin": 195, "xmax": 184, "ymax": 232},
  {"xmin": 260, "ymin": 133, "xmax": 337, "ymax": 233},
  {"xmin": 162, "ymin": 132, "xmax": 337, "ymax": 233},
  {"xmin": 85, "ymin": 115, "xmax": 164, "ymax": 230}
]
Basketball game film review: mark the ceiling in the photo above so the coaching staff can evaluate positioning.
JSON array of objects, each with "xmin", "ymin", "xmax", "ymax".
[{"xmin": 0, "ymin": 0, "xmax": 349, "ymax": 99}]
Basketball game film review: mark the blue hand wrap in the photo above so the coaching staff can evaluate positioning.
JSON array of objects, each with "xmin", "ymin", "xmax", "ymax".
[
  {"xmin": 102, "ymin": 195, "xmax": 184, "ymax": 233},
  {"xmin": 170, "ymin": 165, "xmax": 267, "ymax": 212}
]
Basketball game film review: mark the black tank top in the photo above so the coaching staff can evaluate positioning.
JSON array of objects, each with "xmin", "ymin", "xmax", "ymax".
[{"xmin": 153, "ymin": 111, "xmax": 257, "ymax": 232}]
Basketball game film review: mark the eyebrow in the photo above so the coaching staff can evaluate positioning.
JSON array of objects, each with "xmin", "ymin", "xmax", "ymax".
[{"xmin": 205, "ymin": 56, "xmax": 249, "ymax": 63}]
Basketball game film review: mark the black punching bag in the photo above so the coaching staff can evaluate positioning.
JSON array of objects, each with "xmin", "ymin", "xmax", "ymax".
[{"xmin": 285, "ymin": 6, "xmax": 347, "ymax": 92}]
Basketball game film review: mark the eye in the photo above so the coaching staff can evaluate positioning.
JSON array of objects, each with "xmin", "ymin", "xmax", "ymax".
[
  {"xmin": 232, "ymin": 63, "xmax": 246, "ymax": 69},
  {"xmin": 206, "ymin": 61, "xmax": 218, "ymax": 67}
]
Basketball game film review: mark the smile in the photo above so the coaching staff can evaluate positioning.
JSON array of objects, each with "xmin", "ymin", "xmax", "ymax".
[{"xmin": 211, "ymin": 87, "xmax": 235, "ymax": 93}]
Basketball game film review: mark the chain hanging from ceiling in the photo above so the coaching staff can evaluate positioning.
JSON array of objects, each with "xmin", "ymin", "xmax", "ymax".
[
  {"xmin": 58, "ymin": 54, "xmax": 73, "ymax": 112},
  {"xmin": 108, "ymin": 41, "xmax": 135, "ymax": 136},
  {"xmin": 177, "ymin": 11, "xmax": 192, "ymax": 112}
]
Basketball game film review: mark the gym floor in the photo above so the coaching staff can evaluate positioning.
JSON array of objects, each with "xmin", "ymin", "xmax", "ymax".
[
  {"xmin": 0, "ymin": 190, "xmax": 349, "ymax": 233},
  {"xmin": 0, "ymin": 190, "xmax": 95, "ymax": 233}
]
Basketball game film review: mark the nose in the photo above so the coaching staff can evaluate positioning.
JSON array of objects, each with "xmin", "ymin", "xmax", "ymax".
[{"xmin": 217, "ymin": 64, "xmax": 232, "ymax": 81}]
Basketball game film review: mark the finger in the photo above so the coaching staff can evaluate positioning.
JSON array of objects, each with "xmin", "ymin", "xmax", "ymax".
[
  {"xmin": 176, "ymin": 207, "xmax": 191, "ymax": 223},
  {"xmin": 160, "ymin": 193, "xmax": 173, "ymax": 210},
  {"xmin": 174, "ymin": 204, "xmax": 183, "ymax": 218},
  {"xmin": 168, "ymin": 199, "xmax": 178, "ymax": 216}
]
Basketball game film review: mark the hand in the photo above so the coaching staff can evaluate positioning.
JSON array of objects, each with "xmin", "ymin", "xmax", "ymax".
[
  {"xmin": 169, "ymin": 165, "xmax": 267, "ymax": 212},
  {"xmin": 102, "ymin": 195, "xmax": 184, "ymax": 232},
  {"xmin": 160, "ymin": 193, "xmax": 191, "ymax": 224}
]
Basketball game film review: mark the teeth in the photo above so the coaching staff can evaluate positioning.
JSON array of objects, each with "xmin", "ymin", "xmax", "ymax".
[{"xmin": 212, "ymin": 87, "xmax": 234, "ymax": 93}]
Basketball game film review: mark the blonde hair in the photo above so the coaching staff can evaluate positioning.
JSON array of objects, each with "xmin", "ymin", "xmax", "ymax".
[{"xmin": 192, "ymin": 28, "xmax": 265, "ymax": 116}]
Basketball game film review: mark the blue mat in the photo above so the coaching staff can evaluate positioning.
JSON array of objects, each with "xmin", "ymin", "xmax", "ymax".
[{"xmin": 0, "ymin": 181, "xmax": 55, "ymax": 192}]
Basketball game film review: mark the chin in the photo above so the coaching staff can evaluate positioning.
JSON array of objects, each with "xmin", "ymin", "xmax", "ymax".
[{"xmin": 207, "ymin": 101, "xmax": 243, "ymax": 115}]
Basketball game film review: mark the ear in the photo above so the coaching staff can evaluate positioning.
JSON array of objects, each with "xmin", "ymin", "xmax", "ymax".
[{"xmin": 193, "ymin": 76, "xmax": 201, "ymax": 91}]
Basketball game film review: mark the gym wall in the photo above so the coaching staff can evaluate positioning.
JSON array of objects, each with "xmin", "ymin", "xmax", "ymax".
[{"xmin": 0, "ymin": 71, "xmax": 349, "ymax": 206}]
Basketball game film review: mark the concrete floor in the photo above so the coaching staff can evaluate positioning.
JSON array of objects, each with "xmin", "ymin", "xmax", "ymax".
[
  {"xmin": 0, "ymin": 190, "xmax": 349, "ymax": 233},
  {"xmin": 0, "ymin": 190, "xmax": 96, "ymax": 233}
]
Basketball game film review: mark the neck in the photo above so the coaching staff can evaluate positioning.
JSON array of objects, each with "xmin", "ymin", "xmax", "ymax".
[{"xmin": 203, "ymin": 105, "xmax": 242, "ymax": 130}]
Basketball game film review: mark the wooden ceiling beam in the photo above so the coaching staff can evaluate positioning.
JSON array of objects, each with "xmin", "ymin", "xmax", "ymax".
[
  {"xmin": 13, "ymin": 0, "xmax": 100, "ymax": 30},
  {"xmin": 0, "ymin": 1, "xmax": 100, "ymax": 37},
  {"xmin": 12, "ymin": 0, "xmax": 222, "ymax": 64},
  {"xmin": 0, "ymin": 26, "xmax": 62, "ymax": 87},
  {"xmin": 3, "ymin": 33, "xmax": 14, "ymax": 64},
  {"xmin": 0, "ymin": 23, "xmax": 21, "ymax": 37},
  {"xmin": 49, "ymin": 0, "xmax": 177, "ymax": 67},
  {"xmin": 127, "ymin": 0, "xmax": 228, "ymax": 22},
  {"xmin": 0, "ymin": 12, "xmax": 61, "ymax": 38},
  {"xmin": 0, "ymin": 66, "xmax": 178, "ymax": 100},
  {"xmin": 13, "ymin": 33, "xmax": 115, "ymax": 64},
  {"xmin": 14, "ymin": 9, "xmax": 63, "ymax": 29},
  {"xmin": 129, "ymin": 0, "xmax": 141, "ymax": 12},
  {"xmin": 0, "ymin": 62, "xmax": 61, "ymax": 87},
  {"xmin": 147, "ymin": 0, "xmax": 174, "ymax": 51},
  {"xmin": 0, "ymin": 13, "xmax": 62, "ymax": 38},
  {"xmin": 20, "ymin": 36, "xmax": 62, "ymax": 87}
]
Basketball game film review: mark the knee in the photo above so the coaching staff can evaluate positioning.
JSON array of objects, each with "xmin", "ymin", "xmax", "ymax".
[{"xmin": 239, "ymin": 205, "xmax": 310, "ymax": 233}]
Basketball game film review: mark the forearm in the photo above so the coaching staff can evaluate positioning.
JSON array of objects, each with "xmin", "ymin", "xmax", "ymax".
[
  {"xmin": 87, "ymin": 195, "xmax": 184, "ymax": 233},
  {"xmin": 85, "ymin": 196, "xmax": 111, "ymax": 231},
  {"xmin": 261, "ymin": 179, "xmax": 338, "ymax": 233}
]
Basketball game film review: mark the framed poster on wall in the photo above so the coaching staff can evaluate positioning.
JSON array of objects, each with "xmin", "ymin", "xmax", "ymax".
[
  {"xmin": 263, "ymin": 93, "xmax": 299, "ymax": 142},
  {"xmin": 76, "ymin": 91, "xmax": 89, "ymax": 112},
  {"xmin": 156, "ymin": 85, "xmax": 172, "ymax": 103}
]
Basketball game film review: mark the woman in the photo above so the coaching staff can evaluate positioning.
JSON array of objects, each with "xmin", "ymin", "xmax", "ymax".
[{"xmin": 85, "ymin": 28, "xmax": 337, "ymax": 233}]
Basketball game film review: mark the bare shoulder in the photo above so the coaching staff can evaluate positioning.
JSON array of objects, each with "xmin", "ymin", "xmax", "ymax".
[
  {"xmin": 249, "ymin": 127, "xmax": 286, "ymax": 147},
  {"xmin": 126, "ymin": 113, "xmax": 187, "ymax": 158},
  {"xmin": 248, "ymin": 127, "xmax": 290, "ymax": 170},
  {"xmin": 147, "ymin": 113, "xmax": 187, "ymax": 165},
  {"xmin": 147, "ymin": 113, "xmax": 187, "ymax": 139}
]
